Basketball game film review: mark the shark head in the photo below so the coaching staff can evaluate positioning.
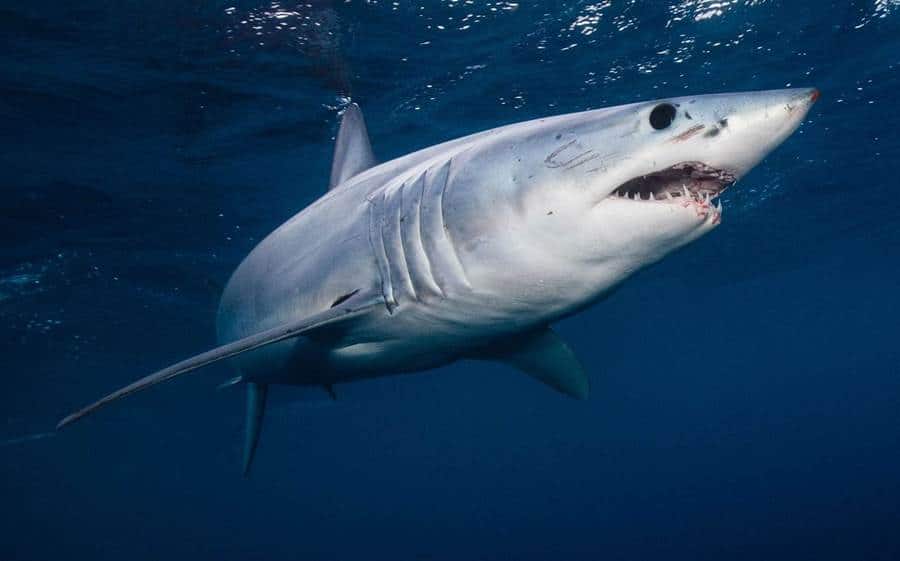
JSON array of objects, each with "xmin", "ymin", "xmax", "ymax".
[
  {"xmin": 449, "ymin": 88, "xmax": 817, "ymax": 315},
  {"xmin": 576, "ymin": 88, "xmax": 818, "ymax": 261}
]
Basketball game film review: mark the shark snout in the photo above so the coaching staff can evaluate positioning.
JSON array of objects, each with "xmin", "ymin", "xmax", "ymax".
[
  {"xmin": 766, "ymin": 86, "xmax": 818, "ymax": 140},
  {"xmin": 704, "ymin": 87, "xmax": 818, "ymax": 179},
  {"xmin": 740, "ymin": 87, "xmax": 818, "ymax": 132},
  {"xmin": 786, "ymin": 87, "xmax": 819, "ymax": 116}
]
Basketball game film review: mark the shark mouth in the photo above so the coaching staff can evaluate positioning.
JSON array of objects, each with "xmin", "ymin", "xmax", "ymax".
[{"xmin": 611, "ymin": 162, "xmax": 736, "ymax": 205}]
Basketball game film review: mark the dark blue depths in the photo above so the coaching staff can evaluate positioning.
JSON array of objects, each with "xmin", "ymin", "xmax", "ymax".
[{"xmin": 2, "ymin": 1, "xmax": 899, "ymax": 560}]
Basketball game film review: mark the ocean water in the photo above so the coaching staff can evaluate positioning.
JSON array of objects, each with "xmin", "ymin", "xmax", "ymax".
[{"xmin": 2, "ymin": 1, "xmax": 900, "ymax": 559}]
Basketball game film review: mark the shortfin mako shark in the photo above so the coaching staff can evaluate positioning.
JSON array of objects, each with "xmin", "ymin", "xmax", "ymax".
[{"xmin": 57, "ymin": 88, "xmax": 818, "ymax": 474}]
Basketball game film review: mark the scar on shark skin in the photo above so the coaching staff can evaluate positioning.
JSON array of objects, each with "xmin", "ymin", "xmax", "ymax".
[
  {"xmin": 565, "ymin": 152, "xmax": 602, "ymax": 169},
  {"xmin": 544, "ymin": 140, "xmax": 601, "ymax": 170},
  {"xmin": 586, "ymin": 151, "xmax": 624, "ymax": 174},
  {"xmin": 669, "ymin": 124, "xmax": 705, "ymax": 142}
]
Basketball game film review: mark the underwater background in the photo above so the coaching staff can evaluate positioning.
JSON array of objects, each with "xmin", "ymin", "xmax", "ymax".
[{"xmin": 3, "ymin": 1, "xmax": 900, "ymax": 559}]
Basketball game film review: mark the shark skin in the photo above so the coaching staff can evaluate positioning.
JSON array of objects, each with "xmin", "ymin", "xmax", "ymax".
[{"xmin": 58, "ymin": 89, "xmax": 818, "ymax": 472}]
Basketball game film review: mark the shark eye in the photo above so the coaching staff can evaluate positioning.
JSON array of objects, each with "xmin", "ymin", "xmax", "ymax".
[{"xmin": 649, "ymin": 103, "xmax": 677, "ymax": 130}]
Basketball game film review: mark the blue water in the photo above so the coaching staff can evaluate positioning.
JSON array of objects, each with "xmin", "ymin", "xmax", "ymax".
[{"xmin": 3, "ymin": 1, "xmax": 900, "ymax": 559}]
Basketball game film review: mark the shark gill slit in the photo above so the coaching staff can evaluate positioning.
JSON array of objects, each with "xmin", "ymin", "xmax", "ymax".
[
  {"xmin": 435, "ymin": 158, "xmax": 471, "ymax": 288},
  {"xmin": 419, "ymin": 160, "xmax": 469, "ymax": 293},
  {"xmin": 379, "ymin": 192, "xmax": 400, "ymax": 310},
  {"xmin": 400, "ymin": 172, "xmax": 443, "ymax": 298},
  {"xmin": 367, "ymin": 191, "xmax": 396, "ymax": 312},
  {"xmin": 413, "ymin": 171, "xmax": 445, "ymax": 297},
  {"xmin": 383, "ymin": 181, "xmax": 418, "ymax": 303}
]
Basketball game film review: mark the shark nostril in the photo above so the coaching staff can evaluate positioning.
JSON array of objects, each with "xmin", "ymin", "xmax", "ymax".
[{"xmin": 810, "ymin": 89, "xmax": 820, "ymax": 103}]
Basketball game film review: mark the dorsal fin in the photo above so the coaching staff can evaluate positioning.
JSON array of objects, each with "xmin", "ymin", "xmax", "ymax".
[{"xmin": 329, "ymin": 103, "xmax": 377, "ymax": 190}]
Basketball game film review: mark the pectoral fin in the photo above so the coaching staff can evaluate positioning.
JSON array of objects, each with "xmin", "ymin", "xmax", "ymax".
[
  {"xmin": 56, "ymin": 292, "xmax": 380, "ymax": 429},
  {"xmin": 478, "ymin": 327, "xmax": 590, "ymax": 400}
]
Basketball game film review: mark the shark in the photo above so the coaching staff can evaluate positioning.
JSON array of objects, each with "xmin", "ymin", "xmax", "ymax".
[{"xmin": 57, "ymin": 88, "xmax": 818, "ymax": 474}]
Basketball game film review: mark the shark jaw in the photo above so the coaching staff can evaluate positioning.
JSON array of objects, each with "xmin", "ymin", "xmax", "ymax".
[{"xmin": 607, "ymin": 161, "xmax": 736, "ymax": 223}]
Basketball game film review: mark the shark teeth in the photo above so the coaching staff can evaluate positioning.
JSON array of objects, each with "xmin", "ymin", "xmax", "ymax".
[
  {"xmin": 614, "ymin": 189, "xmax": 723, "ymax": 203},
  {"xmin": 610, "ymin": 161, "xmax": 735, "ymax": 206},
  {"xmin": 612, "ymin": 185, "xmax": 726, "ymax": 216},
  {"xmin": 610, "ymin": 165, "xmax": 731, "ymax": 219}
]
